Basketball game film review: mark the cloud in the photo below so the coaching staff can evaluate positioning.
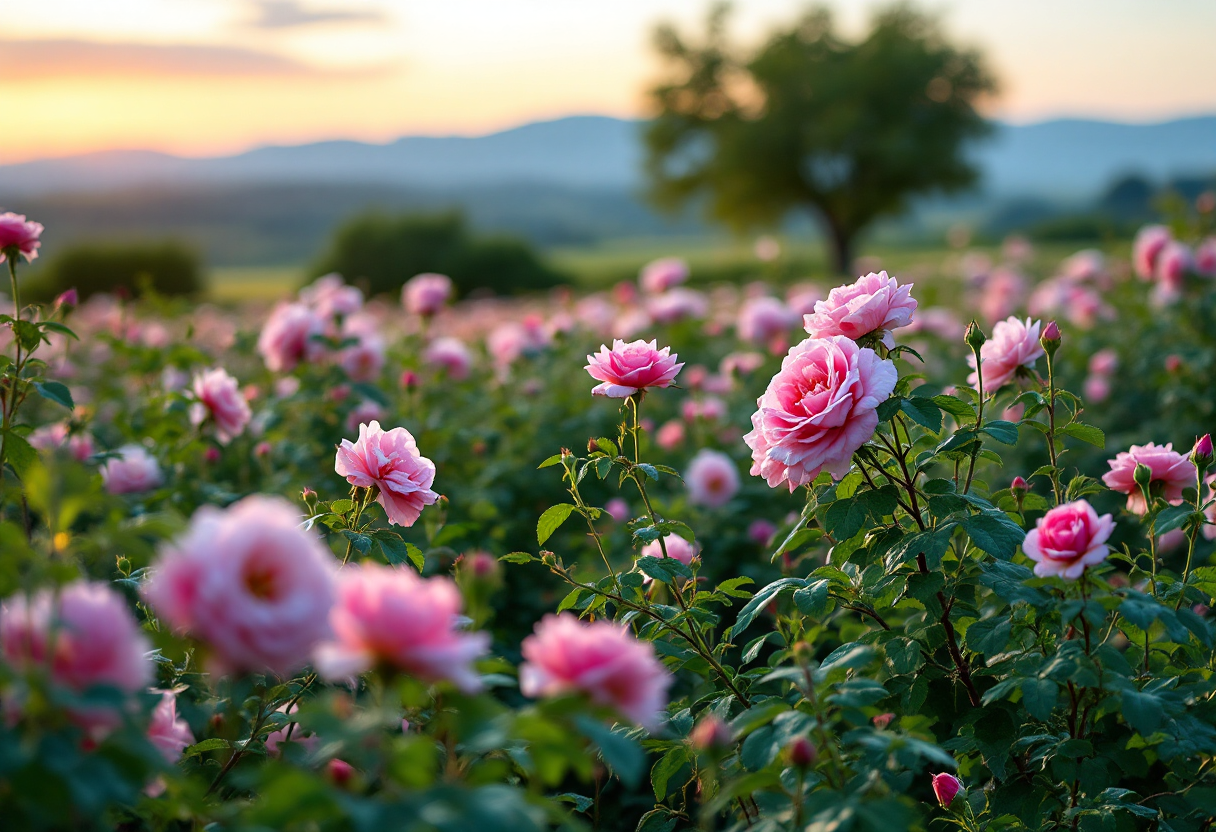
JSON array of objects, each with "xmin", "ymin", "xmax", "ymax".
[
  {"xmin": 246, "ymin": 0, "xmax": 387, "ymax": 29},
  {"xmin": 0, "ymin": 39, "xmax": 384, "ymax": 81}
]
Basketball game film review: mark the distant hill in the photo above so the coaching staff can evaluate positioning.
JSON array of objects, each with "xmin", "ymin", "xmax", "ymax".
[{"xmin": 3, "ymin": 114, "xmax": 1214, "ymax": 199}]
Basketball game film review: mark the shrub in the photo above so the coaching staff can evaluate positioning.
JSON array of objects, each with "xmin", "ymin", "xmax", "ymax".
[{"xmin": 34, "ymin": 240, "xmax": 202, "ymax": 300}]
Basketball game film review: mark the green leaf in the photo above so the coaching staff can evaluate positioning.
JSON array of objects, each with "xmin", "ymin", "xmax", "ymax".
[
  {"xmin": 537, "ymin": 454, "xmax": 563, "ymax": 469},
  {"xmin": 793, "ymin": 580, "xmax": 832, "ymax": 619},
  {"xmin": 12, "ymin": 319, "xmax": 41, "ymax": 351},
  {"xmin": 1121, "ymin": 689, "xmax": 1165, "ymax": 736},
  {"xmin": 876, "ymin": 397, "xmax": 902, "ymax": 422},
  {"xmin": 1155, "ymin": 504, "xmax": 1196, "ymax": 535},
  {"xmin": 932, "ymin": 394, "xmax": 976, "ymax": 424},
  {"xmin": 1020, "ymin": 678, "xmax": 1058, "ymax": 720},
  {"xmin": 966, "ymin": 617, "xmax": 1012, "ymax": 655},
  {"xmin": 575, "ymin": 716, "xmax": 644, "ymax": 788},
  {"xmin": 901, "ymin": 396, "xmax": 942, "ymax": 432},
  {"xmin": 963, "ymin": 511, "xmax": 1025, "ymax": 559},
  {"xmin": 557, "ymin": 588, "xmax": 586, "ymax": 613},
  {"xmin": 636, "ymin": 555, "xmax": 691, "ymax": 584},
  {"xmin": 34, "ymin": 380, "xmax": 74, "ymax": 410},
  {"xmin": 183, "ymin": 738, "xmax": 231, "ymax": 757},
  {"xmin": 340, "ymin": 530, "xmax": 373, "ymax": 556},
  {"xmin": 537, "ymin": 503, "xmax": 576, "ymax": 545},
  {"xmin": 651, "ymin": 746, "xmax": 689, "ymax": 801},
  {"xmin": 716, "ymin": 576, "xmax": 755, "ymax": 598},
  {"xmin": 1061, "ymin": 423, "xmax": 1105, "ymax": 448},
  {"xmin": 499, "ymin": 552, "xmax": 535, "ymax": 564},
  {"xmin": 980, "ymin": 420, "xmax": 1020, "ymax": 445},
  {"xmin": 330, "ymin": 499, "xmax": 356, "ymax": 514},
  {"xmin": 594, "ymin": 437, "xmax": 618, "ymax": 456},
  {"xmin": 3, "ymin": 431, "xmax": 37, "ymax": 476},
  {"xmin": 375, "ymin": 533, "xmax": 425, "ymax": 571},
  {"xmin": 38, "ymin": 321, "xmax": 79, "ymax": 340},
  {"xmin": 728, "ymin": 578, "xmax": 803, "ymax": 639},
  {"xmin": 815, "ymin": 642, "xmax": 876, "ymax": 680}
]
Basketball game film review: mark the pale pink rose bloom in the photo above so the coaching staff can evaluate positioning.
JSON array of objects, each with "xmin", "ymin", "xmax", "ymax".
[
  {"xmin": 264, "ymin": 703, "xmax": 319, "ymax": 756},
  {"xmin": 785, "ymin": 285, "xmax": 823, "ymax": 317},
  {"xmin": 138, "ymin": 322, "xmax": 172, "ymax": 349},
  {"xmin": 29, "ymin": 422, "xmax": 94, "ymax": 462},
  {"xmin": 424, "ymin": 337, "xmax": 472, "ymax": 380},
  {"xmin": 402, "ymin": 273, "xmax": 453, "ymax": 316},
  {"xmin": 737, "ymin": 296, "xmax": 798, "ymax": 344},
  {"xmin": 1102, "ymin": 442, "xmax": 1197, "ymax": 515},
  {"xmin": 101, "ymin": 445, "xmax": 163, "ymax": 494},
  {"xmin": 966, "ymin": 317, "xmax": 1044, "ymax": 391},
  {"xmin": 143, "ymin": 495, "xmax": 337, "ymax": 676},
  {"xmin": 1132, "ymin": 225, "xmax": 1172, "ymax": 280},
  {"xmin": 748, "ymin": 519, "xmax": 778, "ymax": 546},
  {"xmin": 604, "ymin": 498, "xmax": 630, "ymax": 522},
  {"xmin": 314, "ymin": 563, "xmax": 490, "ymax": 691},
  {"xmin": 959, "ymin": 251, "xmax": 991, "ymax": 282},
  {"xmin": 257, "ymin": 302, "xmax": 325, "ymax": 373},
  {"xmin": 1156, "ymin": 241, "xmax": 1193, "ymax": 285},
  {"xmin": 720, "ymin": 351, "xmax": 766, "ymax": 377},
  {"xmin": 1089, "ymin": 349, "xmax": 1118, "ymax": 377},
  {"xmin": 1, "ymin": 581, "xmax": 153, "ymax": 731},
  {"xmin": 903, "ymin": 307, "xmax": 964, "ymax": 340},
  {"xmin": 978, "ymin": 267, "xmax": 1027, "ymax": 324},
  {"xmin": 486, "ymin": 319, "xmax": 550, "ymax": 370},
  {"xmin": 147, "ymin": 691, "xmax": 194, "ymax": 763},
  {"xmin": 190, "ymin": 368, "xmax": 252, "ymax": 444},
  {"xmin": 335, "ymin": 421, "xmax": 439, "ymax": 527},
  {"xmin": 1083, "ymin": 375, "xmax": 1111, "ymax": 403},
  {"xmin": 1195, "ymin": 237, "xmax": 1216, "ymax": 277},
  {"xmin": 686, "ymin": 449, "xmax": 740, "ymax": 508},
  {"xmin": 299, "ymin": 273, "xmax": 363, "ymax": 319},
  {"xmin": 575, "ymin": 295, "xmax": 616, "ymax": 332},
  {"xmin": 519, "ymin": 614, "xmax": 672, "ymax": 730},
  {"xmin": 803, "ymin": 271, "xmax": 917, "ymax": 347},
  {"xmin": 656, "ymin": 420, "xmax": 685, "ymax": 451},
  {"xmin": 344, "ymin": 400, "xmax": 384, "ymax": 434},
  {"xmin": 1022, "ymin": 499, "xmax": 1115, "ymax": 579},
  {"xmin": 648, "ymin": 288, "xmax": 709, "ymax": 324},
  {"xmin": 585, "ymin": 339, "xmax": 683, "ymax": 398},
  {"xmin": 338, "ymin": 333, "xmax": 386, "ymax": 383},
  {"xmin": 275, "ymin": 376, "xmax": 301, "ymax": 398},
  {"xmin": 682, "ymin": 396, "xmax": 727, "ymax": 423},
  {"xmin": 639, "ymin": 257, "xmax": 689, "ymax": 294},
  {"xmin": 0, "ymin": 212, "xmax": 44, "ymax": 262},
  {"xmin": 1059, "ymin": 249, "xmax": 1106, "ymax": 283},
  {"xmin": 611, "ymin": 308, "xmax": 652, "ymax": 339},
  {"xmin": 744, "ymin": 335, "xmax": 897, "ymax": 490}
]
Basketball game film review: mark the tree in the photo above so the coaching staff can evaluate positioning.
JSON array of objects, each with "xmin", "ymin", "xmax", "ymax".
[{"xmin": 645, "ymin": 4, "xmax": 997, "ymax": 273}]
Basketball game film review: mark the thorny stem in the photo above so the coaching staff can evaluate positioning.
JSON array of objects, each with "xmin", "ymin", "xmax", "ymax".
[
  {"xmin": 341, "ymin": 485, "xmax": 375, "ymax": 565},
  {"xmin": 963, "ymin": 341, "xmax": 986, "ymax": 495},
  {"xmin": 1044, "ymin": 352, "xmax": 1064, "ymax": 506},
  {"xmin": 917, "ymin": 553, "xmax": 981, "ymax": 707},
  {"xmin": 1175, "ymin": 465, "xmax": 1204, "ymax": 611},
  {"xmin": 206, "ymin": 694, "xmax": 271, "ymax": 797}
]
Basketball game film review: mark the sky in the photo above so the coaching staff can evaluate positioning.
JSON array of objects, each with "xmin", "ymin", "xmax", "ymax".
[{"xmin": 3, "ymin": 0, "xmax": 1215, "ymax": 163}]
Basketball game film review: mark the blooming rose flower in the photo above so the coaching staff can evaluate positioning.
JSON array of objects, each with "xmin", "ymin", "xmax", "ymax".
[
  {"xmin": 585, "ymin": 339, "xmax": 683, "ymax": 398},
  {"xmin": 978, "ymin": 267, "xmax": 1026, "ymax": 324},
  {"xmin": 0, "ymin": 212, "xmax": 44, "ymax": 262},
  {"xmin": 335, "ymin": 421, "xmax": 439, "ymax": 527},
  {"xmin": 966, "ymin": 317, "xmax": 1044, "ymax": 391},
  {"xmin": 257, "ymin": 302, "xmax": 325, "ymax": 373},
  {"xmin": 647, "ymin": 288, "xmax": 709, "ymax": 324},
  {"xmin": 786, "ymin": 285, "xmax": 823, "ymax": 317},
  {"xmin": 519, "ymin": 614, "xmax": 672, "ymax": 730},
  {"xmin": 1059, "ymin": 249, "xmax": 1106, "ymax": 283},
  {"xmin": 402, "ymin": 273, "xmax": 453, "ymax": 316},
  {"xmin": 748, "ymin": 519, "xmax": 778, "ymax": 546},
  {"xmin": 190, "ymin": 368, "xmax": 252, "ymax": 444},
  {"xmin": 1, "ymin": 581, "xmax": 153, "ymax": 731},
  {"xmin": 639, "ymin": 257, "xmax": 689, "ymax": 294},
  {"xmin": 656, "ymin": 420, "xmax": 685, "ymax": 450},
  {"xmin": 147, "ymin": 691, "xmax": 194, "ymax": 762},
  {"xmin": 686, "ymin": 449, "xmax": 740, "ymax": 508},
  {"xmin": 604, "ymin": 498, "xmax": 630, "ymax": 522},
  {"xmin": 143, "ymin": 495, "xmax": 337, "ymax": 676},
  {"xmin": 29, "ymin": 422, "xmax": 94, "ymax": 462},
  {"xmin": 1082, "ymin": 375, "xmax": 1111, "ymax": 403},
  {"xmin": 1132, "ymin": 225, "xmax": 1172, "ymax": 279},
  {"xmin": 1089, "ymin": 349, "xmax": 1118, "ymax": 376},
  {"xmin": 486, "ymin": 319, "xmax": 550, "ymax": 370},
  {"xmin": 314, "ymin": 562, "xmax": 490, "ymax": 691},
  {"xmin": 1156, "ymin": 241, "xmax": 1193, "ymax": 291},
  {"xmin": 423, "ymin": 336, "xmax": 473, "ymax": 380},
  {"xmin": 344, "ymin": 400, "xmax": 384, "ymax": 434},
  {"xmin": 1102, "ymin": 442, "xmax": 1197, "ymax": 515},
  {"xmin": 744, "ymin": 335, "xmax": 897, "ymax": 490},
  {"xmin": 688, "ymin": 714, "xmax": 734, "ymax": 751},
  {"xmin": 1022, "ymin": 499, "xmax": 1115, "ymax": 579},
  {"xmin": 101, "ymin": 445, "xmax": 163, "ymax": 494},
  {"xmin": 1195, "ymin": 237, "xmax": 1216, "ymax": 277},
  {"xmin": 803, "ymin": 271, "xmax": 917, "ymax": 347},
  {"xmin": 931, "ymin": 773, "xmax": 963, "ymax": 807},
  {"xmin": 299, "ymin": 273, "xmax": 363, "ymax": 319},
  {"xmin": 737, "ymin": 296, "xmax": 798, "ymax": 345}
]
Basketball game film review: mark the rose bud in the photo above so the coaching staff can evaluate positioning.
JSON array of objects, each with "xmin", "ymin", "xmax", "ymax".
[
  {"xmin": 1133, "ymin": 462, "xmax": 1154, "ymax": 491},
  {"xmin": 1011, "ymin": 476, "xmax": 1029, "ymax": 493},
  {"xmin": 688, "ymin": 715, "xmax": 734, "ymax": 752},
  {"xmin": 872, "ymin": 712, "xmax": 895, "ymax": 729},
  {"xmin": 931, "ymin": 773, "xmax": 963, "ymax": 807},
  {"xmin": 1192, "ymin": 434, "xmax": 1214, "ymax": 472},
  {"xmin": 204, "ymin": 447, "xmax": 221, "ymax": 464},
  {"xmin": 327, "ymin": 758, "xmax": 355, "ymax": 787},
  {"xmin": 963, "ymin": 320, "xmax": 986, "ymax": 351},
  {"xmin": 254, "ymin": 441, "xmax": 272, "ymax": 459},
  {"xmin": 1040, "ymin": 320, "xmax": 1061, "ymax": 357},
  {"xmin": 400, "ymin": 370, "xmax": 419, "ymax": 390},
  {"xmin": 54, "ymin": 288, "xmax": 79, "ymax": 311},
  {"xmin": 784, "ymin": 736, "xmax": 817, "ymax": 768}
]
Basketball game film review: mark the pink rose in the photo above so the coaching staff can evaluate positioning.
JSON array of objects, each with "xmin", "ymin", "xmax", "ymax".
[
  {"xmin": 1102, "ymin": 442, "xmax": 1197, "ymax": 515},
  {"xmin": 29, "ymin": 422, "xmax": 94, "ymax": 462},
  {"xmin": 639, "ymin": 257, "xmax": 689, "ymax": 294},
  {"xmin": 335, "ymin": 421, "xmax": 439, "ymax": 527},
  {"xmin": 656, "ymin": 420, "xmax": 685, "ymax": 450},
  {"xmin": 1088, "ymin": 348, "xmax": 1118, "ymax": 377},
  {"xmin": 721, "ymin": 351, "xmax": 766, "ymax": 377},
  {"xmin": 143, "ymin": 495, "xmax": 337, "ymax": 676},
  {"xmin": 585, "ymin": 339, "xmax": 683, "ymax": 398},
  {"xmin": 785, "ymin": 285, "xmax": 823, "ymax": 317},
  {"xmin": 101, "ymin": 445, "xmax": 163, "ymax": 494},
  {"xmin": 966, "ymin": 317, "xmax": 1044, "ymax": 391},
  {"xmin": 424, "ymin": 337, "xmax": 472, "ymax": 380},
  {"xmin": 190, "ymin": 368, "xmax": 252, "ymax": 444},
  {"xmin": 686, "ymin": 449, "xmax": 740, "ymax": 508},
  {"xmin": 299, "ymin": 273, "xmax": 363, "ymax": 319},
  {"xmin": 1195, "ymin": 237, "xmax": 1216, "ymax": 277},
  {"xmin": 604, "ymin": 498, "xmax": 630, "ymax": 522},
  {"xmin": 403, "ymin": 273, "xmax": 453, "ymax": 316},
  {"xmin": 1022, "ymin": 499, "xmax": 1115, "ymax": 579},
  {"xmin": 1132, "ymin": 225, "xmax": 1172, "ymax": 280},
  {"xmin": 748, "ymin": 519, "xmax": 778, "ymax": 546},
  {"xmin": 737, "ymin": 297, "xmax": 798, "ymax": 345},
  {"xmin": 803, "ymin": 271, "xmax": 917, "ymax": 347},
  {"xmin": 1059, "ymin": 249, "xmax": 1105, "ymax": 283},
  {"xmin": 314, "ymin": 562, "xmax": 490, "ymax": 691},
  {"xmin": 258, "ymin": 302, "xmax": 325, "ymax": 373},
  {"xmin": 647, "ymin": 288, "xmax": 709, "ymax": 324},
  {"xmin": 1156, "ymin": 241, "xmax": 1193, "ymax": 286},
  {"xmin": 1, "ymin": 581, "xmax": 153, "ymax": 731},
  {"xmin": 519, "ymin": 614, "xmax": 672, "ymax": 730},
  {"xmin": 744, "ymin": 335, "xmax": 897, "ymax": 491},
  {"xmin": 344, "ymin": 400, "xmax": 384, "ymax": 434},
  {"xmin": 147, "ymin": 691, "xmax": 194, "ymax": 762},
  {"xmin": 486, "ymin": 319, "xmax": 550, "ymax": 370},
  {"xmin": 931, "ymin": 773, "xmax": 963, "ymax": 807},
  {"xmin": 978, "ymin": 267, "xmax": 1026, "ymax": 324},
  {"xmin": 0, "ymin": 212, "xmax": 44, "ymax": 262},
  {"xmin": 1082, "ymin": 375, "xmax": 1111, "ymax": 403}
]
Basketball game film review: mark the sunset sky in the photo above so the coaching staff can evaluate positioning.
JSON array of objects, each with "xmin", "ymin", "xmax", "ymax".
[{"xmin": 4, "ymin": 0, "xmax": 1215, "ymax": 163}]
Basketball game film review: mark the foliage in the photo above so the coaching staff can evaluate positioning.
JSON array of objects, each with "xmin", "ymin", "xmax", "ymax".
[{"xmin": 32, "ymin": 240, "xmax": 202, "ymax": 301}]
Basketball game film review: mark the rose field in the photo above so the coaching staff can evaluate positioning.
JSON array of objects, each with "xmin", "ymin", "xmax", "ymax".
[{"xmin": 2, "ymin": 207, "xmax": 1216, "ymax": 832}]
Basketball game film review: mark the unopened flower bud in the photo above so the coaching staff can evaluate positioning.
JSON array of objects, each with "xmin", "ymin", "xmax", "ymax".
[
  {"xmin": 784, "ymin": 736, "xmax": 817, "ymax": 768},
  {"xmin": 1040, "ymin": 320, "xmax": 1061, "ymax": 357},
  {"xmin": 327, "ymin": 758, "xmax": 355, "ymax": 787},
  {"xmin": 460, "ymin": 549, "xmax": 500, "ymax": 581},
  {"xmin": 688, "ymin": 715, "xmax": 734, "ymax": 752},
  {"xmin": 204, "ymin": 447, "xmax": 221, "ymax": 464},
  {"xmin": 1010, "ymin": 476, "xmax": 1029, "ymax": 494},
  {"xmin": 400, "ymin": 370, "xmax": 419, "ymax": 390},
  {"xmin": 254, "ymin": 441, "xmax": 272, "ymax": 459},
  {"xmin": 963, "ymin": 321, "xmax": 986, "ymax": 351},
  {"xmin": 1192, "ymin": 434, "xmax": 1214, "ymax": 471},
  {"xmin": 302, "ymin": 487, "xmax": 318, "ymax": 510},
  {"xmin": 588, "ymin": 438, "xmax": 599, "ymax": 454},
  {"xmin": 931, "ymin": 772, "xmax": 963, "ymax": 807},
  {"xmin": 1133, "ymin": 462, "xmax": 1154, "ymax": 490},
  {"xmin": 54, "ymin": 288, "xmax": 79, "ymax": 310},
  {"xmin": 872, "ymin": 712, "xmax": 895, "ymax": 729}
]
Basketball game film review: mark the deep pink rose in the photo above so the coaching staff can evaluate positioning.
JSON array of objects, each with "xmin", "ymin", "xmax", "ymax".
[
  {"xmin": 0, "ymin": 212, "xmax": 44, "ymax": 262},
  {"xmin": 402, "ymin": 273, "xmax": 453, "ymax": 316},
  {"xmin": 143, "ymin": 495, "xmax": 337, "ymax": 676},
  {"xmin": 639, "ymin": 257, "xmax": 689, "ymax": 294},
  {"xmin": 967, "ymin": 317, "xmax": 1044, "ymax": 391},
  {"xmin": 686, "ymin": 449, "xmax": 740, "ymax": 508},
  {"xmin": 737, "ymin": 297, "xmax": 798, "ymax": 345},
  {"xmin": 335, "ymin": 421, "xmax": 439, "ymax": 527},
  {"xmin": 101, "ymin": 445, "xmax": 163, "ymax": 494},
  {"xmin": 519, "ymin": 613, "xmax": 672, "ymax": 730},
  {"xmin": 1156, "ymin": 241, "xmax": 1193, "ymax": 287},
  {"xmin": 1022, "ymin": 499, "xmax": 1115, "ymax": 579},
  {"xmin": 424, "ymin": 336, "xmax": 472, "ymax": 380},
  {"xmin": 257, "ymin": 302, "xmax": 325, "ymax": 373},
  {"xmin": 1195, "ymin": 237, "xmax": 1216, "ymax": 277},
  {"xmin": 147, "ymin": 691, "xmax": 194, "ymax": 762},
  {"xmin": 585, "ymin": 339, "xmax": 683, "ymax": 398},
  {"xmin": 1102, "ymin": 442, "xmax": 1197, "ymax": 515},
  {"xmin": 299, "ymin": 273, "xmax": 363, "ymax": 319},
  {"xmin": 744, "ymin": 335, "xmax": 897, "ymax": 490},
  {"xmin": 190, "ymin": 368, "xmax": 252, "ymax": 444},
  {"xmin": 931, "ymin": 773, "xmax": 963, "ymax": 807},
  {"xmin": 1, "ymin": 581, "xmax": 153, "ymax": 731},
  {"xmin": 314, "ymin": 563, "xmax": 490, "ymax": 691},
  {"xmin": 1132, "ymin": 225, "xmax": 1171, "ymax": 280},
  {"xmin": 803, "ymin": 271, "xmax": 917, "ymax": 347}
]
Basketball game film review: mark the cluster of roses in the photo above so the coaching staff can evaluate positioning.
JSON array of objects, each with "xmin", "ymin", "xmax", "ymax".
[{"xmin": 1132, "ymin": 223, "xmax": 1216, "ymax": 303}]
